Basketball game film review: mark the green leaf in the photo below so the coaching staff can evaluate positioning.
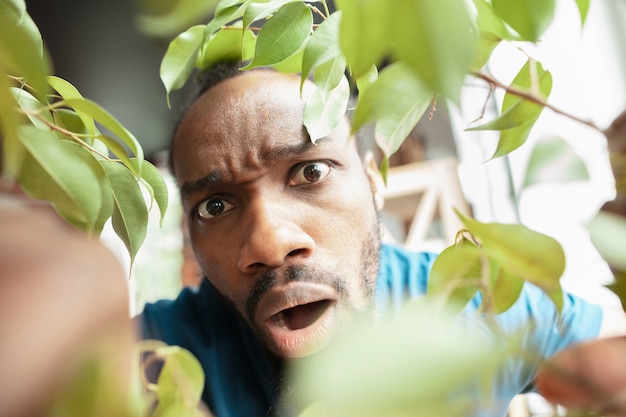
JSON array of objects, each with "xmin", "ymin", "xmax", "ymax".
[
  {"xmin": 428, "ymin": 241, "xmax": 481, "ymax": 314},
  {"xmin": 484, "ymin": 261, "xmax": 524, "ymax": 314},
  {"xmin": 0, "ymin": 67, "xmax": 22, "ymax": 177},
  {"xmin": 61, "ymin": 98, "xmax": 144, "ymax": 174},
  {"xmin": 270, "ymin": 44, "xmax": 305, "ymax": 73},
  {"xmin": 303, "ymin": 60, "xmax": 350, "ymax": 142},
  {"xmin": 138, "ymin": 159, "xmax": 169, "ymax": 227},
  {"xmin": 135, "ymin": 0, "xmax": 219, "ymax": 38},
  {"xmin": 391, "ymin": 0, "xmax": 475, "ymax": 103},
  {"xmin": 472, "ymin": 0, "xmax": 519, "ymax": 41},
  {"xmin": 335, "ymin": 0, "xmax": 392, "ymax": 79},
  {"xmin": 0, "ymin": 2, "xmax": 49, "ymax": 102},
  {"xmin": 154, "ymin": 346, "xmax": 205, "ymax": 410},
  {"xmin": 492, "ymin": 0, "xmax": 556, "ymax": 42},
  {"xmin": 160, "ymin": 24, "xmax": 204, "ymax": 107},
  {"xmin": 243, "ymin": 0, "xmax": 296, "ymax": 30},
  {"xmin": 575, "ymin": 0, "xmax": 590, "ymax": 26},
  {"xmin": 11, "ymin": 86, "xmax": 53, "ymax": 129},
  {"xmin": 300, "ymin": 11, "xmax": 342, "ymax": 88},
  {"xmin": 100, "ymin": 160, "xmax": 148, "ymax": 263},
  {"xmin": 215, "ymin": 0, "xmax": 247, "ymax": 16},
  {"xmin": 197, "ymin": 25, "xmax": 256, "ymax": 70},
  {"xmin": 470, "ymin": 31, "xmax": 501, "ymax": 72},
  {"xmin": 469, "ymin": 59, "xmax": 552, "ymax": 158},
  {"xmin": 48, "ymin": 76, "xmax": 97, "ymax": 136},
  {"xmin": 352, "ymin": 63, "xmax": 432, "ymax": 158},
  {"xmin": 18, "ymin": 127, "xmax": 104, "ymax": 232},
  {"xmin": 456, "ymin": 210, "xmax": 564, "ymax": 313},
  {"xmin": 289, "ymin": 298, "xmax": 510, "ymax": 417},
  {"xmin": 522, "ymin": 137, "xmax": 589, "ymax": 188},
  {"xmin": 203, "ymin": 3, "xmax": 248, "ymax": 38},
  {"xmin": 241, "ymin": 2, "xmax": 313, "ymax": 70},
  {"xmin": 354, "ymin": 65, "xmax": 378, "ymax": 97}
]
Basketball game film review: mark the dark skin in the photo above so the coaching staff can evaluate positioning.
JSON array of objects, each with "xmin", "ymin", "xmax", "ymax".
[{"xmin": 171, "ymin": 69, "xmax": 383, "ymax": 359}]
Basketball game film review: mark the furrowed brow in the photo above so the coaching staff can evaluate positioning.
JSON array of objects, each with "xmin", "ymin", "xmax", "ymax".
[
  {"xmin": 267, "ymin": 138, "xmax": 329, "ymax": 160},
  {"xmin": 179, "ymin": 172, "xmax": 222, "ymax": 198}
]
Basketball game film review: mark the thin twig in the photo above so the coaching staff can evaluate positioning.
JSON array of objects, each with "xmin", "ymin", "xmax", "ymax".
[{"xmin": 471, "ymin": 71, "xmax": 602, "ymax": 133}]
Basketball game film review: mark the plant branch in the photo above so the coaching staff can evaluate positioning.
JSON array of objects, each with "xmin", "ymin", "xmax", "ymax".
[
  {"xmin": 25, "ymin": 110, "xmax": 113, "ymax": 161},
  {"xmin": 471, "ymin": 71, "xmax": 602, "ymax": 133}
]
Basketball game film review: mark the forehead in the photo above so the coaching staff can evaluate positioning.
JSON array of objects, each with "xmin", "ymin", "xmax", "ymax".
[{"xmin": 171, "ymin": 70, "xmax": 354, "ymax": 184}]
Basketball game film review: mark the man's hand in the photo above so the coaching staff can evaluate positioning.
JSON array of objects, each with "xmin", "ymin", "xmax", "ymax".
[{"xmin": 536, "ymin": 335, "xmax": 626, "ymax": 416}]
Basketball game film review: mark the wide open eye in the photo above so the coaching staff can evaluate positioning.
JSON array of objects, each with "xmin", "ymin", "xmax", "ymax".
[
  {"xmin": 291, "ymin": 162, "xmax": 332, "ymax": 185},
  {"xmin": 196, "ymin": 198, "xmax": 235, "ymax": 219}
]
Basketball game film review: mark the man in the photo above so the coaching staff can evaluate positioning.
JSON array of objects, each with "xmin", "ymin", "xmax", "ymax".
[{"xmin": 138, "ymin": 62, "xmax": 625, "ymax": 417}]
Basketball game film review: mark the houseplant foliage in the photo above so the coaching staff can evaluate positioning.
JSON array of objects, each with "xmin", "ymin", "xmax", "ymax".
[
  {"xmin": 0, "ymin": 0, "xmax": 168, "ymax": 264},
  {"xmin": 0, "ymin": 1, "xmax": 211, "ymax": 416}
]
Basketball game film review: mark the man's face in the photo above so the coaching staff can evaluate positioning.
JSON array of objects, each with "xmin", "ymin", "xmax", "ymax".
[{"xmin": 172, "ymin": 70, "xmax": 381, "ymax": 359}]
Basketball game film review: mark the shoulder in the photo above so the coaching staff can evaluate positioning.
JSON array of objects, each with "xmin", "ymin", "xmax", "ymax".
[{"xmin": 375, "ymin": 243, "xmax": 438, "ymax": 312}]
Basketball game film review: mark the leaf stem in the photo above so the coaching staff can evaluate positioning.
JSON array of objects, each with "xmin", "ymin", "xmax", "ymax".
[{"xmin": 472, "ymin": 71, "xmax": 602, "ymax": 133}]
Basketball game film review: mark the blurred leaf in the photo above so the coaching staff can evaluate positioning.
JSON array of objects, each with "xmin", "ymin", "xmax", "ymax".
[
  {"xmin": 135, "ymin": 0, "xmax": 218, "ymax": 38},
  {"xmin": 470, "ymin": 31, "xmax": 501, "ymax": 72},
  {"xmin": 288, "ymin": 298, "xmax": 510, "ymax": 417},
  {"xmin": 352, "ymin": 63, "xmax": 432, "ymax": 159},
  {"xmin": 588, "ymin": 212, "xmax": 626, "ymax": 271},
  {"xmin": 391, "ymin": 0, "xmax": 475, "ymax": 103},
  {"xmin": 242, "ymin": 2, "xmax": 313, "ymax": 70},
  {"xmin": 472, "ymin": 0, "xmax": 519, "ymax": 41},
  {"xmin": 0, "ymin": 5, "xmax": 50, "ymax": 103},
  {"xmin": 18, "ymin": 127, "xmax": 103, "ymax": 231},
  {"xmin": 522, "ymin": 137, "xmax": 589, "ymax": 188},
  {"xmin": 484, "ymin": 262, "xmax": 524, "ymax": 314},
  {"xmin": 0, "ymin": 67, "xmax": 22, "ymax": 177},
  {"xmin": 303, "ymin": 59, "xmax": 349, "ymax": 142},
  {"xmin": 100, "ymin": 160, "xmax": 148, "ymax": 263},
  {"xmin": 301, "ymin": 11, "xmax": 342, "ymax": 89},
  {"xmin": 335, "ymin": 0, "xmax": 392, "ymax": 79},
  {"xmin": 575, "ymin": 0, "xmax": 590, "ymax": 26},
  {"xmin": 11, "ymin": 86, "xmax": 52, "ymax": 129},
  {"xmin": 138, "ymin": 158, "xmax": 169, "ymax": 227},
  {"xmin": 456, "ymin": 210, "xmax": 564, "ymax": 313},
  {"xmin": 197, "ymin": 25, "xmax": 256, "ymax": 70},
  {"xmin": 492, "ymin": 0, "xmax": 555, "ymax": 42},
  {"xmin": 160, "ymin": 24, "xmax": 204, "ymax": 107},
  {"xmin": 153, "ymin": 345, "xmax": 205, "ymax": 415},
  {"xmin": 354, "ymin": 65, "xmax": 377, "ymax": 97},
  {"xmin": 48, "ymin": 75, "xmax": 97, "ymax": 137},
  {"xmin": 428, "ymin": 241, "xmax": 481, "ymax": 314},
  {"xmin": 61, "ymin": 97, "xmax": 144, "ymax": 174}
]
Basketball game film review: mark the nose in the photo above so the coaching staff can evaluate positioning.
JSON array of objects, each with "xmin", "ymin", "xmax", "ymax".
[{"xmin": 237, "ymin": 198, "xmax": 315, "ymax": 274}]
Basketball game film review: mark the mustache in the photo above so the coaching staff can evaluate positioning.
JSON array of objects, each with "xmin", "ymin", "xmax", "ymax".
[{"xmin": 245, "ymin": 264, "xmax": 347, "ymax": 323}]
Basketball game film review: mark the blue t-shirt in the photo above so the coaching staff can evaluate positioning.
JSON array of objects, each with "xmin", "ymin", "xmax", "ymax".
[{"xmin": 139, "ymin": 243, "xmax": 602, "ymax": 417}]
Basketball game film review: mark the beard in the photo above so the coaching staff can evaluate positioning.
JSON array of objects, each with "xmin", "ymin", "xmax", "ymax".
[{"xmin": 244, "ymin": 212, "xmax": 381, "ymax": 334}]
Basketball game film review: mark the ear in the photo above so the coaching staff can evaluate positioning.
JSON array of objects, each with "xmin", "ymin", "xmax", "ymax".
[{"xmin": 364, "ymin": 151, "xmax": 385, "ymax": 211}]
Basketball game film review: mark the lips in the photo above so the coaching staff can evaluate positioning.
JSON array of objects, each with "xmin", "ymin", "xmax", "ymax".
[{"xmin": 256, "ymin": 283, "xmax": 338, "ymax": 358}]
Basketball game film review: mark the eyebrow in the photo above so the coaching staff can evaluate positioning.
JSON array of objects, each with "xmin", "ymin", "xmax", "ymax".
[{"xmin": 179, "ymin": 137, "xmax": 331, "ymax": 198}]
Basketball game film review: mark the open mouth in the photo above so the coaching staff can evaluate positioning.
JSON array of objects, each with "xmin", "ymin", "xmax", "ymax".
[{"xmin": 271, "ymin": 300, "xmax": 332, "ymax": 331}]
